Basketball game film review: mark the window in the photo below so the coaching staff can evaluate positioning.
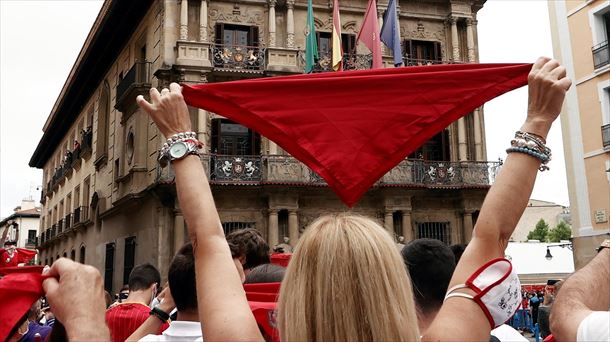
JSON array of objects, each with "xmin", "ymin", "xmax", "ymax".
[
  {"xmin": 211, "ymin": 119, "xmax": 261, "ymax": 155},
  {"xmin": 404, "ymin": 40, "xmax": 441, "ymax": 64},
  {"xmin": 215, "ymin": 24, "xmax": 258, "ymax": 47},
  {"xmin": 80, "ymin": 245, "xmax": 86, "ymax": 264},
  {"xmin": 591, "ymin": 4, "xmax": 610, "ymax": 69},
  {"xmin": 221, "ymin": 222, "xmax": 255, "ymax": 235},
  {"xmin": 278, "ymin": 209, "xmax": 289, "ymax": 240},
  {"xmin": 95, "ymin": 80, "xmax": 110, "ymax": 166},
  {"xmin": 70, "ymin": 249, "xmax": 75, "ymax": 261},
  {"xmin": 409, "ymin": 129, "xmax": 450, "ymax": 161},
  {"xmin": 417, "ymin": 222, "xmax": 451, "ymax": 244},
  {"xmin": 104, "ymin": 243, "xmax": 116, "ymax": 293},
  {"xmin": 393, "ymin": 211, "xmax": 403, "ymax": 238},
  {"xmin": 316, "ymin": 32, "xmax": 356, "ymax": 55},
  {"xmin": 123, "ymin": 237, "xmax": 136, "ymax": 285},
  {"xmin": 27, "ymin": 230, "xmax": 36, "ymax": 244}
]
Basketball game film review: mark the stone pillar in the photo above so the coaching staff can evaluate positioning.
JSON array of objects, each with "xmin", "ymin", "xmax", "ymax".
[
  {"xmin": 378, "ymin": 9, "xmax": 385, "ymax": 54},
  {"xmin": 473, "ymin": 109, "xmax": 483, "ymax": 160},
  {"xmin": 199, "ymin": 0, "xmax": 208, "ymax": 42},
  {"xmin": 402, "ymin": 210, "xmax": 413, "ymax": 241},
  {"xmin": 466, "ymin": 18, "xmax": 475, "ymax": 63},
  {"xmin": 180, "ymin": 0, "xmax": 188, "ymax": 41},
  {"xmin": 269, "ymin": 139, "xmax": 278, "ymax": 154},
  {"xmin": 173, "ymin": 211, "xmax": 185, "ymax": 255},
  {"xmin": 458, "ymin": 117, "xmax": 467, "ymax": 161},
  {"xmin": 286, "ymin": 0, "xmax": 295, "ymax": 48},
  {"xmin": 197, "ymin": 109, "xmax": 207, "ymax": 145},
  {"xmin": 463, "ymin": 210, "xmax": 474, "ymax": 243},
  {"xmin": 288, "ymin": 209, "xmax": 299, "ymax": 246},
  {"xmin": 268, "ymin": 209, "xmax": 279, "ymax": 247},
  {"xmin": 384, "ymin": 210, "xmax": 394, "ymax": 235},
  {"xmin": 268, "ymin": 0, "xmax": 277, "ymax": 47},
  {"xmin": 450, "ymin": 17, "xmax": 460, "ymax": 62}
]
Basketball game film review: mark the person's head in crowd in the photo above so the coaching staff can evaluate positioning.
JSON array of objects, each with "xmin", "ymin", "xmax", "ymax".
[
  {"xmin": 118, "ymin": 284, "xmax": 129, "ymax": 302},
  {"xmin": 27, "ymin": 299, "xmax": 42, "ymax": 322},
  {"xmin": 42, "ymin": 305, "xmax": 55, "ymax": 323},
  {"xmin": 126, "ymin": 264, "xmax": 160, "ymax": 304},
  {"xmin": 278, "ymin": 214, "xmax": 420, "ymax": 341},
  {"xmin": 226, "ymin": 228, "xmax": 270, "ymax": 272},
  {"xmin": 244, "ymin": 263, "xmax": 286, "ymax": 284},
  {"xmin": 5, "ymin": 312, "xmax": 29, "ymax": 342},
  {"xmin": 104, "ymin": 291, "xmax": 112, "ymax": 308},
  {"xmin": 168, "ymin": 242, "xmax": 198, "ymax": 320},
  {"xmin": 402, "ymin": 238, "xmax": 456, "ymax": 331},
  {"xmin": 3, "ymin": 240, "xmax": 17, "ymax": 254},
  {"xmin": 449, "ymin": 243, "xmax": 467, "ymax": 263}
]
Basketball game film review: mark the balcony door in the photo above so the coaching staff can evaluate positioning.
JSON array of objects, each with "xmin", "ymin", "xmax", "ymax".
[
  {"xmin": 316, "ymin": 32, "xmax": 356, "ymax": 55},
  {"xmin": 410, "ymin": 129, "xmax": 450, "ymax": 161},
  {"xmin": 211, "ymin": 119, "xmax": 260, "ymax": 155},
  {"xmin": 404, "ymin": 40, "xmax": 441, "ymax": 63},
  {"xmin": 215, "ymin": 24, "xmax": 258, "ymax": 47}
]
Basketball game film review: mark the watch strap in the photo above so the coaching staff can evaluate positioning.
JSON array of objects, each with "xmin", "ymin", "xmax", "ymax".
[
  {"xmin": 597, "ymin": 239, "xmax": 610, "ymax": 253},
  {"xmin": 150, "ymin": 306, "xmax": 170, "ymax": 323}
]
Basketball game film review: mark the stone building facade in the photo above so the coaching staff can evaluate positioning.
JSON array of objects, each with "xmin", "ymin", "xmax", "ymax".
[
  {"xmin": 548, "ymin": 0, "xmax": 610, "ymax": 269},
  {"xmin": 30, "ymin": 0, "xmax": 493, "ymax": 292}
]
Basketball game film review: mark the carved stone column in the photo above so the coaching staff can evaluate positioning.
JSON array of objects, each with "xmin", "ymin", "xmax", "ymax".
[
  {"xmin": 458, "ymin": 115, "xmax": 467, "ymax": 161},
  {"xmin": 384, "ymin": 210, "xmax": 394, "ymax": 235},
  {"xmin": 402, "ymin": 210, "xmax": 413, "ymax": 241},
  {"xmin": 473, "ymin": 109, "xmax": 483, "ymax": 160},
  {"xmin": 466, "ymin": 18, "xmax": 475, "ymax": 63},
  {"xmin": 180, "ymin": 0, "xmax": 188, "ymax": 41},
  {"xmin": 286, "ymin": 0, "xmax": 295, "ymax": 48},
  {"xmin": 288, "ymin": 209, "xmax": 299, "ymax": 246},
  {"xmin": 269, "ymin": 139, "xmax": 278, "ymax": 154},
  {"xmin": 450, "ymin": 16, "xmax": 460, "ymax": 62},
  {"xmin": 463, "ymin": 210, "xmax": 474, "ymax": 243},
  {"xmin": 199, "ymin": 0, "xmax": 208, "ymax": 42},
  {"xmin": 268, "ymin": 209, "xmax": 279, "ymax": 247},
  {"xmin": 268, "ymin": 0, "xmax": 277, "ymax": 47}
]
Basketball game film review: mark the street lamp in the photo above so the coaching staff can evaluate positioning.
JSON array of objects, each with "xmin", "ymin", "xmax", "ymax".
[
  {"xmin": 545, "ymin": 247, "xmax": 553, "ymax": 260},
  {"xmin": 545, "ymin": 242, "xmax": 572, "ymax": 261}
]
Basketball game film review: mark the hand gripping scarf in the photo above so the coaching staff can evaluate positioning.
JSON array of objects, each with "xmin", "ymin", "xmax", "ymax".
[
  {"xmin": 0, "ymin": 267, "xmax": 47, "ymax": 340},
  {"xmin": 182, "ymin": 63, "xmax": 531, "ymax": 206}
]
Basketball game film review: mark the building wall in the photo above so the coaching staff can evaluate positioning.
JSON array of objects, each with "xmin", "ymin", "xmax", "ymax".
[
  {"xmin": 37, "ymin": 0, "xmax": 491, "ymax": 293},
  {"xmin": 548, "ymin": 0, "xmax": 610, "ymax": 269},
  {"xmin": 511, "ymin": 199, "xmax": 569, "ymax": 242}
]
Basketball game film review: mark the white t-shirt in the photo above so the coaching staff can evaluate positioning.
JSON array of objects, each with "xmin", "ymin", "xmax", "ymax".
[
  {"xmin": 577, "ymin": 311, "xmax": 610, "ymax": 342},
  {"xmin": 491, "ymin": 324, "xmax": 528, "ymax": 342},
  {"xmin": 139, "ymin": 321, "xmax": 203, "ymax": 341}
]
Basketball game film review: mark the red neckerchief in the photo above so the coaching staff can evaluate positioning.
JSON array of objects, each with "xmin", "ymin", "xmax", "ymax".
[{"xmin": 182, "ymin": 63, "xmax": 530, "ymax": 206}]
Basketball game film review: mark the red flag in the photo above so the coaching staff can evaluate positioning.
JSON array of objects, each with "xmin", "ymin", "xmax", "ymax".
[
  {"xmin": 182, "ymin": 63, "xmax": 531, "ymax": 206},
  {"xmin": 356, "ymin": 0, "xmax": 383, "ymax": 68}
]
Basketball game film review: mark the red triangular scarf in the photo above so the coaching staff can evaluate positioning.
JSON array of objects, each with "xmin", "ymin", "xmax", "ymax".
[
  {"xmin": 182, "ymin": 63, "xmax": 531, "ymax": 206},
  {"xmin": 0, "ymin": 268, "xmax": 47, "ymax": 340}
]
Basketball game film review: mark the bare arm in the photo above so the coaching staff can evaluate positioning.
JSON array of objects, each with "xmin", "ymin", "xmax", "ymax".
[
  {"xmin": 550, "ymin": 248, "xmax": 610, "ymax": 341},
  {"xmin": 137, "ymin": 85, "xmax": 262, "ymax": 341},
  {"xmin": 424, "ymin": 57, "xmax": 572, "ymax": 341},
  {"xmin": 1, "ymin": 222, "xmax": 11, "ymax": 245}
]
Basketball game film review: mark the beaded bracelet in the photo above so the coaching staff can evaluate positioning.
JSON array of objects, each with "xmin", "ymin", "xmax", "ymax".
[{"xmin": 506, "ymin": 147, "xmax": 550, "ymax": 171}]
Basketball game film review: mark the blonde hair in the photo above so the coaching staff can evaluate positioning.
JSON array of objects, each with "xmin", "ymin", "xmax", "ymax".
[{"xmin": 277, "ymin": 214, "xmax": 420, "ymax": 342}]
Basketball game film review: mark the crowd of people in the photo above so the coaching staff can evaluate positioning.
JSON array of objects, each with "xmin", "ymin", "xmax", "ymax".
[{"xmin": 1, "ymin": 57, "xmax": 609, "ymax": 342}]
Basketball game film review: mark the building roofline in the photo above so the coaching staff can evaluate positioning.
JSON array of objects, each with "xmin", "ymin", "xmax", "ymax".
[
  {"xmin": 0, "ymin": 212, "xmax": 41, "ymax": 227},
  {"xmin": 29, "ymin": 0, "xmax": 154, "ymax": 169}
]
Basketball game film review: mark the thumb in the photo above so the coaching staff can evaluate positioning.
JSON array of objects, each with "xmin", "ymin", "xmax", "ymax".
[{"xmin": 42, "ymin": 277, "xmax": 60, "ymax": 299}]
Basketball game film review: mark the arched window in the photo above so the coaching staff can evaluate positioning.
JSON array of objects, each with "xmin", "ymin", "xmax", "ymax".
[
  {"xmin": 70, "ymin": 249, "xmax": 76, "ymax": 261},
  {"xmin": 80, "ymin": 245, "xmax": 86, "ymax": 264}
]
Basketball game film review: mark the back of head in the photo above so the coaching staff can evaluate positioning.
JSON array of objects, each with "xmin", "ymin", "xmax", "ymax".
[
  {"xmin": 449, "ymin": 243, "xmax": 467, "ymax": 263},
  {"xmin": 278, "ymin": 214, "xmax": 420, "ymax": 342},
  {"xmin": 244, "ymin": 263, "xmax": 286, "ymax": 284},
  {"xmin": 226, "ymin": 228, "xmax": 270, "ymax": 270},
  {"xmin": 169, "ymin": 243, "xmax": 197, "ymax": 312},
  {"xmin": 128, "ymin": 263, "xmax": 160, "ymax": 292},
  {"xmin": 402, "ymin": 239, "xmax": 456, "ymax": 314}
]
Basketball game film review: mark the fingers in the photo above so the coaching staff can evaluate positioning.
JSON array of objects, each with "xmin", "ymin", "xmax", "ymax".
[
  {"xmin": 42, "ymin": 277, "xmax": 60, "ymax": 298},
  {"xmin": 150, "ymin": 87, "xmax": 161, "ymax": 104},
  {"xmin": 531, "ymin": 56, "xmax": 551, "ymax": 73},
  {"xmin": 160, "ymin": 87, "xmax": 170, "ymax": 97},
  {"xmin": 557, "ymin": 77, "xmax": 572, "ymax": 91},
  {"xmin": 540, "ymin": 59, "xmax": 560, "ymax": 74},
  {"xmin": 550, "ymin": 65, "xmax": 567, "ymax": 80},
  {"xmin": 169, "ymin": 82, "xmax": 182, "ymax": 94},
  {"xmin": 44, "ymin": 258, "xmax": 73, "ymax": 278},
  {"xmin": 136, "ymin": 95, "xmax": 154, "ymax": 113}
]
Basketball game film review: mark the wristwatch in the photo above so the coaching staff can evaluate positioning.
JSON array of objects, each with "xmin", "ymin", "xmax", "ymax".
[
  {"xmin": 597, "ymin": 239, "xmax": 610, "ymax": 253},
  {"xmin": 159, "ymin": 140, "xmax": 201, "ymax": 167}
]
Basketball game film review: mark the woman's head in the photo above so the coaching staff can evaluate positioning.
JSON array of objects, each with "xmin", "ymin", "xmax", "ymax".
[{"xmin": 278, "ymin": 214, "xmax": 420, "ymax": 342}]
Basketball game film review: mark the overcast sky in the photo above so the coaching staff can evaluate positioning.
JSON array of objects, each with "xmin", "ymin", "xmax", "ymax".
[{"xmin": 0, "ymin": 0, "xmax": 567, "ymax": 219}]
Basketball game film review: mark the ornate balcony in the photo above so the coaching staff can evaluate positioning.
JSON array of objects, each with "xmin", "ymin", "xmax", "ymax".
[
  {"xmin": 593, "ymin": 41, "xmax": 610, "ymax": 70},
  {"xmin": 64, "ymin": 214, "xmax": 72, "ymax": 231},
  {"xmin": 212, "ymin": 44, "xmax": 266, "ymax": 71},
  {"xmin": 403, "ymin": 57, "xmax": 445, "ymax": 66},
  {"xmin": 299, "ymin": 51, "xmax": 373, "ymax": 72},
  {"xmin": 115, "ymin": 60, "xmax": 152, "ymax": 117},
  {"xmin": 158, "ymin": 154, "xmax": 500, "ymax": 189}
]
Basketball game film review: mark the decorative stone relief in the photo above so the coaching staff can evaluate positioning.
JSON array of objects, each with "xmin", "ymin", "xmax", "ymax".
[
  {"xmin": 208, "ymin": 7, "xmax": 266, "ymax": 44},
  {"xmin": 342, "ymin": 21, "xmax": 358, "ymax": 34},
  {"xmin": 400, "ymin": 22, "xmax": 446, "ymax": 60}
]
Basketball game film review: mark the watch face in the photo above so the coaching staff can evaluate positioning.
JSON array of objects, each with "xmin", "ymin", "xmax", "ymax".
[{"xmin": 169, "ymin": 142, "xmax": 188, "ymax": 159}]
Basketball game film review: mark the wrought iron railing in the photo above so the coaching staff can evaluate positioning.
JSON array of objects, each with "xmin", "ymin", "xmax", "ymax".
[
  {"xmin": 26, "ymin": 238, "xmax": 36, "ymax": 246},
  {"xmin": 81, "ymin": 127, "xmax": 93, "ymax": 155},
  {"xmin": 159, "ymin": 154, "xmax": 500, "ymax": 188},
  {"xmin": 210, "ymin": 155, "xmax": 262, "ymax": 182},
  {"xmin": 593, "ymin": 41, "xmax": 610, "ymax": 70},
  {"xmin": 64, "ymin": 214, "xmax": 72, "ymax": 231},
  {"xmin": 402, "ymin": 57, "xmax": 445, "ymax": 66},
  {"xmin": 602, "ymin": 124, "xmax": 610, "ymax": 150},
  {"xmin": 298, "ymin": 50, "xmax": 373, "ymax": 72},
  {"xmin": 57, "ymin": 219, "xmax": 63, "ymax": 234},
  {"xmin": 116, "ymin": 60, "xmax": 152, "ymax": 102},
  {"xmin": 212, "ymin": 44, "xmax": 265, "ymax": 70}
]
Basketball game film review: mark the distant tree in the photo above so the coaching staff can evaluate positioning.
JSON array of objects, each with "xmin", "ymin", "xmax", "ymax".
[
  {"xmin": 548, "ymin": 221, "xmax": 572, "ymax": 242},
  {"xmin": 527, "ymin": 219, "xmax": 550, "ymax": 242}
]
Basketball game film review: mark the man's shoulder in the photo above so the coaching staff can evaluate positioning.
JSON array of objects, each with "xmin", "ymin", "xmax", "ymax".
[
  {"xmin": 106, "ymin": 303, "xmax": 150, "ymax": 319},
  {"xmin": 577, "ymin": 311, "xmax": 610, "ymax": 342}
]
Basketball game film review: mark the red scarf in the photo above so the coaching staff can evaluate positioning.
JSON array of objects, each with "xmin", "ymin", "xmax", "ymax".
[{"xmin": 182, "ymin": 63, "xmax": 531, "ymax": 206}]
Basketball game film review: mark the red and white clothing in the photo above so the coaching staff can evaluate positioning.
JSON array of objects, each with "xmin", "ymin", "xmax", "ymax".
[
  {"xmin": 106, "ymin": 302, "xmax": 168, "ymax": 342},
  {"xmin": 0, "ymin": 248, "xmax": 36, "ymax": 268}
]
